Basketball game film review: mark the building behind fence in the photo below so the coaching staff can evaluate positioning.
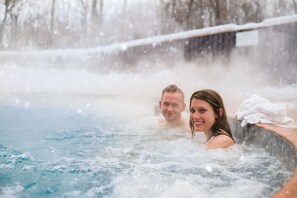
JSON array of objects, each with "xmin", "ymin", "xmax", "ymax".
[
  {"xmin": 119, "ymin": 15, "xmax": 297, "ymax": 85},
  {"xmin": 1, "ymin": 15, "xmax": 296, "ymax": 85}
]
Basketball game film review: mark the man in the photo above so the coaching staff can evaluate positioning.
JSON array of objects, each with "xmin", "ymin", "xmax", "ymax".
[{"xmin": 159, "ymin": 84, "xmax": 188, "ymax": 129}]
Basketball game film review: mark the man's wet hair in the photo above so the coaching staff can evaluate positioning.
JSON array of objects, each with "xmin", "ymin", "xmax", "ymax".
[{"xmin": 161, "ymin": 84, "xmax": 185, "ymax": 101}]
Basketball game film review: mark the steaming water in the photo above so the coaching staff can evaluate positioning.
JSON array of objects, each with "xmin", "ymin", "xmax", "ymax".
[
  {"xmin": 1, "ymin": 58, "xmax": 297, "ymax": 119},
  {"xmin": 0, "ymin": 104, "xmax": 292, "ymax": 198},
  {"xmin": 0, "ymin": 50, "xmax": 296, "ymax": 198}
]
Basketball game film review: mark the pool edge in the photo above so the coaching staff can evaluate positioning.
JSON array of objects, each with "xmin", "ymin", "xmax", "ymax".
[
  {"xmin": 257, "ymin": 123, "xmax": 297, "ymax": 198},
  {"xmin": 229, "ymin": 118, "xmax": 297, "ymax": 198}
]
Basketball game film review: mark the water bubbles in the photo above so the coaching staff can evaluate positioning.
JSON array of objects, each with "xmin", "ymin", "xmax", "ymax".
[
  {"xmin": 0, "ymin": 106, "xmax": 293, "ymax": 197},
  {"xmin": 22, "ymin": 165, "xmax": 33, "ymax": 171},
  {"xmin": 0, "ymin": 184, "xmax": 24, "ymax": 197},
  {"xmin": 205, "ymin": 165, "xmax": 212, "ymax": 172},
  {"xmin": 8, "ymin": 152, "xmax": 34, "ymax": 164},
  {"xmin": 0, "ymin": 164, "xmax": 14, "ymax": 169},
  {"xmin": 53, "ymin": 165, "xmax": 67, "ymax": 172}
]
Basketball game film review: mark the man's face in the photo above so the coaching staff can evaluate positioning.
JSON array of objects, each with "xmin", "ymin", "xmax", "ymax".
[{"xmin": 159, "ymin": 92, "xmax": 186, "ymax": 123}]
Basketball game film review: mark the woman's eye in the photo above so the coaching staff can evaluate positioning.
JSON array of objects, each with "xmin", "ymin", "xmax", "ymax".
[
  {"xmin": 199, "ymin": 109, "xmax": 206, "ymax": 113},
  {"xmin": 190, "ymin": 108, "xmax": 195, "ymax": 113}
]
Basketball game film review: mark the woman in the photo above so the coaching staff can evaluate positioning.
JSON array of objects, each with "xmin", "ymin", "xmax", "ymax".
[{"xmin": 189, "ymin": 89, "xmax": 235, "ymax": 149}]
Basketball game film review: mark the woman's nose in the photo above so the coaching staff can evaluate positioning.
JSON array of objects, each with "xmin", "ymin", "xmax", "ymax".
[{"xmin": 192, "ymin": 112, "xmax": 200, "ymax": 119}]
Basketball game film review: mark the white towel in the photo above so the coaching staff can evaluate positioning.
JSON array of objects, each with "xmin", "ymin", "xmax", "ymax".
[{"xmin": 235, "ymin": 95, "xmax": 295, "ymax": 127}]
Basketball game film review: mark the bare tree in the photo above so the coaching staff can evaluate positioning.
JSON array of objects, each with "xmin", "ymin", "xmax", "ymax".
[
  {"xmin": 227, "ymin": 0, "xmax": 265, "ymax": 24},
  {"xmin": 186, "ymin": 0, "xmax": 194, "ymax": 29},
  {"xmin": 92, "ymin": 0, "xmax": 97, "ymax": 17},
  {"xmin": 158, "ymin": 0, "xmax": 181, "ymax": 33},
  {"xmin": 91, "ymin": 0, "xmax": 98, "ymax": 32},
  {"xmin": 211, "ymin": 0, "xmax": 227, "ymax": 25},
  {"xmin": 274, "ymin": 0, "xmax": 293, "ymax": 16},
  {"xmin": 79, "ymin": 0, "xmax": 89, "ymax": 25},
  {"xmin": 45, "ymin": 0, "xmax": 56, "ymax": 48},
  {"xmin": 0, "ymin": 0, "xmax": 22, "ymax": 48},
  {"xmin": 91, "ymin": 0, "xmax": 104, "ymax": 32},
  {"xmin": 0, "ymin": 0, "xmax": 293, "ymax": 50},
  {"xmin": 99, "ymin": 0, "xmax": 103, "ymax": 15},
  {"xmin": 1, "ymin": 0, "xmax": 12, "ymax": 46},
  {"xmin": 160, "ymin": 0, "xmax": 228, "ymax": 30},
  {"xmin": 50, "ymin": 0, "xmax": 55, "ymax": 31},
  {"xmin": 241, "ymin": 2, "xmax": 255, "ymax": 23}
]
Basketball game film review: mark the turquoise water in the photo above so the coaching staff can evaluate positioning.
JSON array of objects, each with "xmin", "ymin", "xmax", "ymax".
[{"xmin": 0, "ymin": 105, "xmax": 292, "ymax": 198}]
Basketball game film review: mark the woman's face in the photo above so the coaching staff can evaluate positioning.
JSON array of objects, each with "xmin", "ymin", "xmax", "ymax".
[{"xmin": 190, "ymin": 98, "xmax": 217, "ymax": 135}]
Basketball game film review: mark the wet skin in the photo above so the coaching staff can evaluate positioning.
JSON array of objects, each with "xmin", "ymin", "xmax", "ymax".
[{"xmin": 159, "ymin": 92, "xmax": 186, "ymax": 127}]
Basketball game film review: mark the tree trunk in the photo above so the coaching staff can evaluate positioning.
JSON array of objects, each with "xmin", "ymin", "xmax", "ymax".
[
  {"xmin": 92, "ymin": 0, "xmax": 98, "ymax": 17},
  {"xmin": 120, "ymin": 0, "xmax": 127, "ymax": 40},
  {"xmin": 0, "ymin": 0, "xmax": 12, "ymax": 49},
  {"xmin": 171, "ymin": 0, "xmax": 176, "ymax": 16},
  {"xmin": 100, "ymin": 0, "xmax": 104, "ymax": 16},
  {"xmin": 123, "ymin": 0, "xmax": 127, "ymax": 17},
  {"xmin": 213, "ymin": 0, "xmax": 227, "ymax": 25},
  {"xmin": 0, "ymin": 14, "xmax": 7, "ymax": 49},
  {"xmin": 47, "ymin": 0, "xmax": 56, "ymax": 48},
  {"xmin": 91, "ymin": 0, "xmax": 99, "ymax": 31},
  {"xmin": 50, "ymin": 0, "xmax": 55, "ymax": 31},
  {"xmin": 98, "ymin": 0, "xmax": 104, "ymax": 27},
  {"xmin": 186, "ymin": 0, "xmax": 194, "ymax": 30}
]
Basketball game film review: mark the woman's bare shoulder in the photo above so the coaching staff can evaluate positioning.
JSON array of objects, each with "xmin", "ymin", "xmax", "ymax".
[{"xmin": 206, "ymin": 135, "xmax": 234, "ymax": 149}]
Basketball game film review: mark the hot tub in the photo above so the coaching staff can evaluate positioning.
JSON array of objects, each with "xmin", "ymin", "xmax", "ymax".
[{"xmin": 0, "ymin": 105, "xmax": 293, "ymax": 198}]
